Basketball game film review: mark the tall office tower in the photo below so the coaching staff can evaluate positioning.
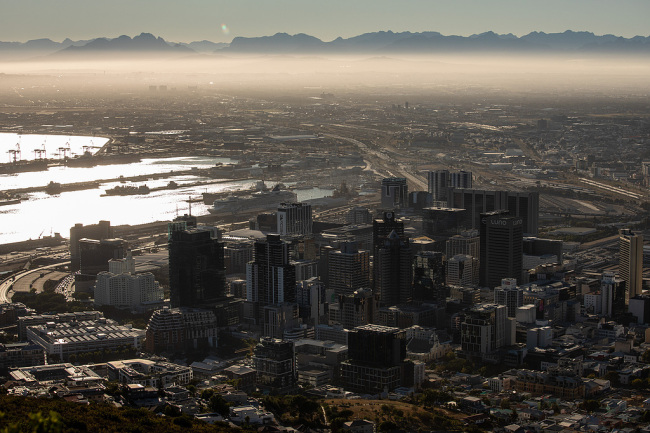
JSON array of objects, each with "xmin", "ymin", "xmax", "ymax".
[
  {"xmin": 374, "ymin": 231, "xmax": 413, "ymax": 306},
  {"xmin": 224, "ymin": 242, "xmax": 254, "ymax": 275},
  {"xmin": 422, "ymin": 207, "xmax": 467, "ymax": 238},
  {"xmin": 447, "ymin": 188, "xmax": 539, "ymax": 236},
  {"xmin": 600, "ymin": 271, "xmax": 627, "ymax": 317},
  {"xmin": 296, "ymin": 277, "xmax": 327, "ymax": 326},
  {"xmin": 427, "ymin": 170, "xmax": 449, "ymax": 201},
  {"xmin": 347, "ymin": 324, "xmax": 406, "ymax": 367},
  {"xmin": 479, "ymin": 211, "xmax": 523, "ymax": 289},
  {"xmin": 460, "ymin": 304, "xmax": 507, "ymax": 356},
  {"xmin": 427, "ymin": 170, "xmax": 473, "ymax": 202},
  {"xmin": 78, "ymin": 238, "xmax": 128, "ymax": 275},
  {"xmin": 347, "ymin": 207, "xmax": 373, "ymax": 225},
  {"xmin": 340, "ymin": 324, "xmax": 416, "ymax": 394},
  {"xmin": 328, "ymin": 241, "xmax": 370, "ymax": 296},
  {"xmin": 373, "ymin": 212, "xmax": 405, "ymax": 248},
  {"xmin": 329, "ymin": 288, "xmax": 378, "ymax": 329},
  {"xmin": 446, "ymin": 254, "xmax": 479, "ymax": 287},
  {"xmin": 169, "ymin": 228, "xmax": 227, "ymax": 308},
  {"xmin": 449, "ymin": 170, "xmax": 473, "ymax": 189},
  {"xmin": 619, "ymin": 228, "xmax": 643, "ymax": 304},
  {"xmin": 246, "ymin": 234, "xmax": 296, "ymax": 324},
  {"xmin": 253, "ymin": 338, "xmax": 296, "ymax": 393},
  {"xmin": 277, "ymin": 202, "xmax": 313, "ymax": 236},
  {"xmin": 446, "ymin": 230, "xmax": 480, "ymax": 258},
  {"xmin": 494, "ymin": 278, "xmax": 523, "ymax": 317},
  {"xmin": 412, "ymin": 251, "xmax": 446, "ymax": 302},
  {"xmin": 381, "ymin": 177, "xmax": 408, "ymax": 209},
  {"xmin": 70, "ymin": 221, "xmax": 113, "ymax": 271}
]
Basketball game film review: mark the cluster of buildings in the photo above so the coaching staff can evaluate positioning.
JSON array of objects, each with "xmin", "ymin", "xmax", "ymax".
[{"xmin": 1, "ymin": 154, "xmax": 650, "ymax": 430}]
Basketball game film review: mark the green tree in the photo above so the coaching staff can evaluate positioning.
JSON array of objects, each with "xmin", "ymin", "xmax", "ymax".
[
  {"xmin": 0, "ymin": 410, "xmax": 62, "ymax": 433},
  {"xmin": 209, "ymin": 394, "xmax": 231, "ymax": 417},
  {"xmin": 642, "ymin": 349, "xmax": 650, "ymax": 364},
  {"xmin": 580, "ymin": 400, "xmax": 600, "ymax": 413}
]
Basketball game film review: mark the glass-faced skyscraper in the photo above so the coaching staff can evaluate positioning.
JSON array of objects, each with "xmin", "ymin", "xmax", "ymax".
[
  {"xmin": 246, "ymin": 234, "xmax": 296, "ymax": 324},
  {"xmin": 479, "ymin": 211, "xmax": 523, "ymax": 289},
  {"xmin": 169, "ymin": 228, "xmax": 226, "ymax": 308}
]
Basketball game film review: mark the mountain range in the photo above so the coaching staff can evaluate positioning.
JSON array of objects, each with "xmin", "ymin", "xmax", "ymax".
[{"xmin": 1, "ymin": 30, "xmax": 649, "ymax": 59}]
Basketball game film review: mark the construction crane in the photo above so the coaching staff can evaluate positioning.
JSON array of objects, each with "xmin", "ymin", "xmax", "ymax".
[
  {"xmin": 7, "ymin": 142, "xmax": 20, "ymax": 163},
  {"xmin": 58, "ymin": 146, "xmax": 70, "ymax": 159},
  {"xmin": 33, "ymin": 142, "xmax": 47, "ymax": 160}
]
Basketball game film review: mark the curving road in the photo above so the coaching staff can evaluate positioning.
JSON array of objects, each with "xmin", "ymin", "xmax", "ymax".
[{"xmin": 0, "ymin": 261, "xmax": 70, "ymax": 303}]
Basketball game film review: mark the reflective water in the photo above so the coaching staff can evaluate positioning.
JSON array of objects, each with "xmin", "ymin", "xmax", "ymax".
[{"xmin": 0, "ymin": 149, "xmax": 333, "ymax": 244}]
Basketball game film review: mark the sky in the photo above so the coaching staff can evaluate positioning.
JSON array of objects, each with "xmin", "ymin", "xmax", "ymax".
[{"xmin": 1, "ymin": 0, "xmax": 649, "ymax": 43}]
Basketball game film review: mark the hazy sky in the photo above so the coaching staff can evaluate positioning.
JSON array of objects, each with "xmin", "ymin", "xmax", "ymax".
[{"xmin": 2, "ymin": 0, "xmax": 649, "ymax": 43}]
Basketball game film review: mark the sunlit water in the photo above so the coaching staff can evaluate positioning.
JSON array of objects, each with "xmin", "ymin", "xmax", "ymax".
[{"xmin": 0, "ymin": 144, "xmax": 333, "ymax": 244}]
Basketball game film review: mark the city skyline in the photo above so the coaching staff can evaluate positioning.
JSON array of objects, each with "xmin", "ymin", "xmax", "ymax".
[{"xmin": 1, "ymin": 0, "xmax": 649, "ymax": 43}]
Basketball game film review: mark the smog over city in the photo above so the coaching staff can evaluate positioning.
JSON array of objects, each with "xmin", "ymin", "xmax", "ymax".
[{"xmin": 1, "ymin": 1, "xmax": 650, "ymax": 431}]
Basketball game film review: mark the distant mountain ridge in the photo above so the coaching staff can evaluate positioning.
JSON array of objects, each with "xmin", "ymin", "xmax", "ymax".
[
  {"xmin": 1, "ymin": 30, "xmax": 649, "ymax": 59},
  {"xmin": 226, "ymin": 30, "xmax": 650, "ymax": 53},
  {"xmin": 57, "ymin": 33, "xmax": 192, "ymax": 56}
]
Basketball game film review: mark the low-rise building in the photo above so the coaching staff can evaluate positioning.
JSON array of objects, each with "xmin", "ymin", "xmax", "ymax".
[
  {"xmin": 26, "ymin": 318, "xmax": 143, "ymax": 362},
  {"xmin": 107, "ymin": 358, "xmax": 192, "ymax": 387}
]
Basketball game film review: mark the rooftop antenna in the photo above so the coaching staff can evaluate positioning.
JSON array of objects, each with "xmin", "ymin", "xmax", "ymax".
[{"xmin": 188, "ymin": 196, "xmax": 192, "ymax": 217}]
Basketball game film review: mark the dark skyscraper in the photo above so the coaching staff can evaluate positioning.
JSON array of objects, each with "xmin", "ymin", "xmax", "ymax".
[
  {"xmin": 246, "ymin": 234, "xmax": 296, "ymax": 324},
  {"xmin": 447, "ymin": 188, "xmax": 538, "ymax": 236},
  {"xmin": 412, "ymin": 251, "xmax": 446, "ymax": 303},
  {"xmin": 381, "ymin": 178, "xmax": 408, "ymax": 209},
  {"xmin": 69, "ymin": 220, "xmax": 113, "ymax": 271},
  {"xmin": 479, "ymin": 211, "xmax": 523, "ymax": 288},
  {"xmin": 374, "ymin": 230, "xmax": 413, "ymax": 306},
  {"xmin": 373, "ymin": 211, "xmax": 405, "ymax": 248},
  {"xmin": 169, "ymin": 228, "xmax": 226, "ymax": 308}
]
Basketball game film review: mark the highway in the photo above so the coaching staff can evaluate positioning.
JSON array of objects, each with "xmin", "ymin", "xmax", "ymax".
[
  {"xmin": 323, "ymin": 131, "xmax": 428, "ymax": 191},
  {"xmin": 0, "ymin": 261, "xmax": 70, "ymax": 303}
]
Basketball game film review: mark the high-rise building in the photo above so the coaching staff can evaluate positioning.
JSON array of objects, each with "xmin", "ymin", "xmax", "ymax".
[
  {"xmin": 412, "ymin": 251, "xmax": 446, "ymax": 302},
  {"xmin": 169, "ymin": 228, "xmax": 227, "ymax": 308},
  {"xmin": 446, "ymin": 230, "xmax": 480, "ymax": 258},
  {"xmin": 479, "ymin": 211, "xmax": 523, "ymax": 289},
  {"xmin": 253, "ymin": 338, "xmax": 296, "ymax": 393},
  {"xmin": 373, "ymin": 212, "xmax": 405, "ymax": 248},
  {"xmin": 328, "ymin": 288, "xmax": 378, "ymax": 329},
  {"xmin": 422, "ymin": 207, "xmax": 467, "ymax": 238},
  {"xmin": 328, "ymin": 241, "xmax": 370, "ymax": 296},
  {"xmin": 381, "ymin": 178, "xmax": 408, "ymax": 209},
  {"xmin": 78, "ymin": 238, "xmax": 128, "ymax": 276},
  {"xmin": 450, "ymin": 170, "xmax": 473, "ymax": 189},
  {"xmin": 460, "ymin": 304, "xmax": 507, "ymax": 356},
  {"xmin": 427, "ymin": 170, "xmax": 473, "ymax": 202},
  {"xmin": 347, "ymin": 324, "xmax": 406, "ymax": 367},
  {"xmin": 494, "ymin": 278, "xmax": 523, "ymax": 317},
  {"xmin": 70, "ymin": 221, "xmax": 113, "ymax": 271},
  {"xmin": 277, "ymin": 202, "xmax": 313, "ymax": 236},
  {"xmin": 224, "ymin": 242, "xmax": 254, "ymax": 275},
  {"xmin": 600, "ymin": 271, "xmax": 626, "ymax": 317},
  {"xmin": 619, "ymin": 228, "xmax": 643, "ymax": 304},
  {"xmin": 340, "ymin": 324, "xmax": 422, "ymax": 394},
  {"xmin": 446, "ymin": 254, "xmax": 479, "ymax": 287},
  {"xmin": 374, "ymin": 231, "xmax": 413, "ymax": 306},
  {"xmin": 447, "ymin": 188, "xmax": 539, "ymax": 236},
  {"xmin": 246, "ymin": 234, "xmax": 296, "ymax": 324},
  {"xmin": 427, "ymin": 170, "xmax": 449, "ymax": 202},
  {"xmin": 94, "ymin": 252, "xmax": 164, "ymax": 309},
  {"xmin": 296, "ymin": 277, "xmax": 327, "ymax": 326},
  {"xmin": 347, "ymin": 207, "xmax": 373, "ymax": 225}
]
